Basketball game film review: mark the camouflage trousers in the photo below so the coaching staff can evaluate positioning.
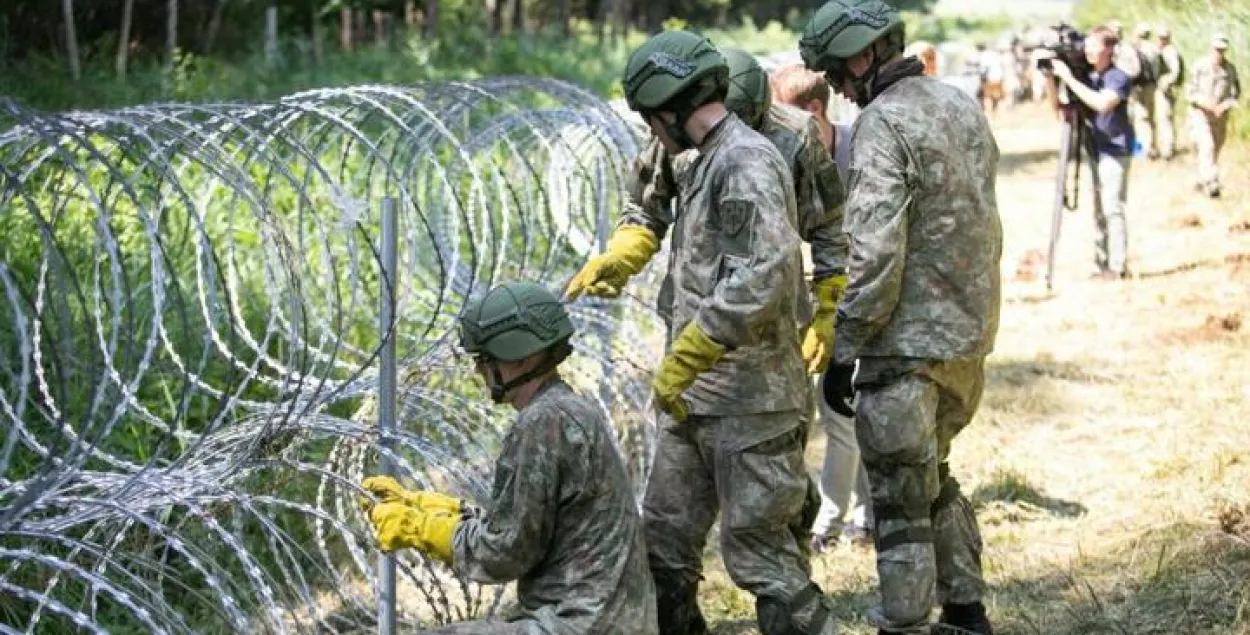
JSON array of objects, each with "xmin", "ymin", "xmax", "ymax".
[
  {"xmin": 1190, "ymin": 108, "xmax": 1230, "ymax": 188},
  {"xmin": 643, "ymin": 411, "xmax": 834, "ymax": 635},
  {"xmin": 1155, "ymin": 89, "xmax": 1177, "ymax": 157},
  {"xmin": 855, "ymin": 357, "xmax": 987, "ymax": 634},
  {"xmin": 1132, "ymin": 85, "xmax": 1157, "ymax": 154}
]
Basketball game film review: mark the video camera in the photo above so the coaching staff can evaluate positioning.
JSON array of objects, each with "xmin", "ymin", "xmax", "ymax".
[{"xmin": 1035, "ymin": 23, "xmax": 1091, "ymax": 79}]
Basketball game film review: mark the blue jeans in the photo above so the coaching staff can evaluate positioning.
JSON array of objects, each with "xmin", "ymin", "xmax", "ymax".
[{"xmin": 1089, "ymin": 152, "xmax": 1131, "ymax": 274}]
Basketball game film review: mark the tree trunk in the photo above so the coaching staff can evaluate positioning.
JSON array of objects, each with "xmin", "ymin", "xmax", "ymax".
[
  {"xmin": 559, "ymin": 0, "xmax": 571, "ymax": 39},
  {"xmin": 340, "ymin": 6, "xmax": 352, "ymax": 51},
  {"xmin": 116, "ymin": 0, "xmax": 134, "ymax": 77},
  {"xmin": 490, "ymin": 0, "xmax": 504, "ymax": 37},
  {"xmin": 204, "ymin": 0, "xmax": 228, "ymax": 54},
  {"xmin": 594, "ymin": 0, "xmax": 609, "ymax": 46},
  {"xmin": 354, "ymin": 9, "xmax": 366, "ymax": 44},
  {"xmin": 512, "ymin": 0, "xmax": 524, "ymax": 34},
  {"xmin": 372, "ymin": 10, "xmax": 388, "ymax": 46},
  {"xmin": 424, "ymin": 0, "xmax": 438, "ymax": 39},
  {"xmin": 61, "ymin": 0, "xmax": 81, "ymax": 80},
  {"xmin": 264, "ymin": 4, "xmax": 279, "ymax": 67},
  {"xmin": 311, "ymin": 4, "xmax": 324, "ymax": 65},
  {"xmin": 166, "ymin": 0, "xmax": 178, "ymax": 73}
]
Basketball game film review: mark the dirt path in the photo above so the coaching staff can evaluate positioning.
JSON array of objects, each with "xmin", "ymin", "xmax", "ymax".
[{"xmin": 701, "ymin": 102, "xmax": 1250, "ymax": 634}]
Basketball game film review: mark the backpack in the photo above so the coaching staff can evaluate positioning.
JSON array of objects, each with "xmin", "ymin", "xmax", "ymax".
[
  {"xmin": 1170, "ymin": 49, "xmax": 1186, "ymax": 86},
  {"xmin": 1134, "ymin": 46, "xmax": 1160, "ymax": 87}
]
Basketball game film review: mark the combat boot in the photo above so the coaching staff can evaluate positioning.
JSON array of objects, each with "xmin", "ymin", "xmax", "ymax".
[
  {"xmin": 653, "ymin": 570, "xmax": 709, "ymax": 635},
  {"xmin": 934, "ymin": 601, "xmax": 993, "ymax": 634}
]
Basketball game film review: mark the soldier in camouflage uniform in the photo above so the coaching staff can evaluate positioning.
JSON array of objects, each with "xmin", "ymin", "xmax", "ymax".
[
  {"xmin": 801, "ymin": 1, "xmax": 1002, "ymax": 633},
  {"xmin": 1187, "ymin": 34, "xmax": 1241, "ymax": 198},
  {"xmin": 1155, "ymin": 26, "xmax": 1185, "ymax": 160},
  {"xmin": 360, "ymin": 281, "xmax": 658, "ymax": 634},
  {"xmin": 1131, "ymin": 24, "xmax": 1163, "ymax": 159},
  {"xmin": 565, "ymin": 29, "xmax": 837, "ymax": 635},
  {"xmin": 627, "ymin": 44, "xmax": 849, "ymax": 568},
  {"xmin": 630, "ymin": 48, "xmax": 848, "ymax": 341}
]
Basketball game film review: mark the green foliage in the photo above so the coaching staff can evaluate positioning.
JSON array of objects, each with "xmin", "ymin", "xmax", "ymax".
[
  {"xmin": 1076, "ymin": 0, "xmax": 1250, "ymax": 140},
  {"xmin": 2, "ymin": 18, "xmax": 827, "ymax": 112}
]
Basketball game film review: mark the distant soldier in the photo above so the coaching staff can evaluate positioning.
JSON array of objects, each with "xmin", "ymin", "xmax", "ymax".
[
  {"xmin": 1131, "ymin": 24, "xmax": 1163, "ymax": 159},
  {"xmin": 1187, "ymin": 34, "xmax": 1241, "ymax": 198},
  {"xmin": 1109, "ymin": 20, "xmax": 1143, "ymax": 81},
  {"xmin": 1155, "ymin": 26, "xmax": 1185, "ymax": 160}
]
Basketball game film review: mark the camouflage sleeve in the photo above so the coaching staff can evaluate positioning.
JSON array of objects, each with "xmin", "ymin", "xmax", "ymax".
[
  {"xmin": 1230, "ymin": 64, "xmax": 1241, "ymax": 103},
  {"xmin": 451, "ymin": 407, "xmax": 560, "ymax": 583},
  {"xmin": 793, "ymin": 116, "xmax": 848, "ymax": 281},
  {"xmin": 694, "ymin": 148, "xmax": 802, "ymax": 349},
  {"xmin": 1186, "ymin": 62, "xmax": 1206, "ymax": 102},
  {"xmin": 832, "ymin": 110, "xmax": 911, "ymax": 364},
  {"xmin": 1159, "ymin": 48, "xmax": 1180, "ymax": 90},
  {"xmin": 618, "ymin": 136, "xmax": 675, "ymax": 239}
]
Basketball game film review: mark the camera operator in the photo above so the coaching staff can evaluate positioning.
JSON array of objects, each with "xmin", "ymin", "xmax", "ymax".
[{"xmin": 1045, "ymin": 25, "xmax": 1135, "ymax": 281}]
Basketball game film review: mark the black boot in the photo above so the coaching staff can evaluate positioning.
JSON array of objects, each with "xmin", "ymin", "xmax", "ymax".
[
  {"xmin": 935, "ymin": 602, "xmax": 993, "ymax": 634},
  {"xmin": 653, "ymin": 570, "xmax": 709, "ymax": 635}
]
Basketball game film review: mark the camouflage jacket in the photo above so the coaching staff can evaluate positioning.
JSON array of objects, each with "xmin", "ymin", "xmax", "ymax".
[
  {"xmin": 621, "ymin": 114, "xmax": 808, "ymax": 416},
  {"xmin": 1188, "ymin": 57, "xmax": 1241, "ymax": 110},
  {"xmin": 834, "ymin": 75, "xmax": 1002, "ymax": 364},
  {"xmin": 1158, "ymin": 44, "xmax": 1184, "ymax": 94},
  {"xmin": 627, "ymin": 105, "xmax": 847, "ymax": 326},
  {"xmin": 452, "ymin": 379, "xmax": 658, "ymax": 634}
]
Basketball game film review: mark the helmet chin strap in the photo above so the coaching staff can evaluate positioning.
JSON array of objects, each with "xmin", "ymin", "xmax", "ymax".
[
  {"xmin": 482, "ymin": 346, "xmax": 570, "ymax": 404},
  {"xmin": 848, "ymin": 44, "xmax": 885, "ymax": 108}
]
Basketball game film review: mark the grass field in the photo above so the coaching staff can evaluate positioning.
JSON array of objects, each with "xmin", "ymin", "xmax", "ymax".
[{"xmin": 697, "ymin": 100, "xmax": 1250, "ymax": 634}]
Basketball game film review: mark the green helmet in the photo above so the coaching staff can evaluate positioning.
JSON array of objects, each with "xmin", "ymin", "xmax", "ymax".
[
  {"xmin": 622, "ymin": 30, "xmax": 728, "ymax": 113},
  {"xmin": 798, "ymin": 0, "xmax": 904, "ymax": 75},
  {"xmin": 722, "ymin": 48, "xmax": 771, "ymax": 129},
  {"xmin": 458, "ymin": 281, "xmax": 574, "ymax": 363}
]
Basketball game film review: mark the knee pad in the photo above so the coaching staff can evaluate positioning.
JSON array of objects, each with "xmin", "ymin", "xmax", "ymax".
[
  {"xmin": 871, "ymin": 462, "xmax": 936, "ymax": 553},
  {"xmin": 756, "ymin": 584, "xmax": 832, "ymax": 635}
]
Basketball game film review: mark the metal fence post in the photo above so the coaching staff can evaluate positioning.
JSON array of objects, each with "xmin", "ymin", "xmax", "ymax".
[{"xmin": 377, "ymin": 196, "xmax": 399, "ymax": 635}]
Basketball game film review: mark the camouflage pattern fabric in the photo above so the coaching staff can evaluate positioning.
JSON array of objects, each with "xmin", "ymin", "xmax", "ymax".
[
  {"xmin": 835, "ymin": 70, "xmax": 1000, "ymax": 634},
  {"xmin": 620, "ymin": 114, "xmax": 809, "ymax": 417},
  {"xmin": 833, "ymin": 75, "xmax": 1003, "ymax": 365},
  {"xmin": 1187, "ymin": 56, "xmax": 1241, "ymax": 188},
  {"xmin": 628, "ymin": 105, "xmax": 847, "ymax": 330},
  {"xmin": 759, "ymin": 102, "xmax": 848, "ymax": 328},
  {"xmin": 1156, "ymin": 43, "xmax": 1184, "ymax": 157},
  {"xmin": 855, "ymin": 357, "xmax": 987, "ymax": 634},
  {"xmin": 642, "ymin": 412, "xmax": 836, "ymax": 635},
  {"xmin": 448, "ymin": 378, "xmax": 658, "ymax": 635}
]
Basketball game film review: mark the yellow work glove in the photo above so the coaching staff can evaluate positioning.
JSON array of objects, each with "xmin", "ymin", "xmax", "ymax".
[
  {"xmin": 360, "ymin": 475, "xmax": 462, "ymax": 514},
  {"xmin": 564, "ymin": 225, "xmax": 660, "ymax": 300},
  {"xmin": 801, "ymin": 275, "xmax": 847, "ymax": 374},
  {"xmin": 652, "ymin": 322, "xmax": 726, "ymax": 423},
  {"xmin": 368, "ymin": 502, "xmax": 459, "ymax": 564}
]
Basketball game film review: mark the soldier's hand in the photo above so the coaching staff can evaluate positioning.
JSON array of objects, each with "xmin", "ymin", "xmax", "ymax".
[
  {"xmin": 821, "ymin": 361, "xmax": 857, "ymax": 418},
  {"xmin": 651, "ymin": 322, "xmax": 726, "ymax": 424},
  {"xmin": 564, "ymin": 255, "xmax": 629, "ymax": 300},
  {"xmin": 563, "ymin": 225, "xmax": 659, "ymax": 301}
]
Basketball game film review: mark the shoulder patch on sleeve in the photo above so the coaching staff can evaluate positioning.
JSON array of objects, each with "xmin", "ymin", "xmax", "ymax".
[{"xmin": 720, "ymin": 199, "xmax": 755, "ymax": 237}]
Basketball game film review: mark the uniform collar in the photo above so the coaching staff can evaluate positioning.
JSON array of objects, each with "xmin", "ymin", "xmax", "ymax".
[{"xmin": 696, "ymin": 112, "xmax": 735, "ymax": 153}]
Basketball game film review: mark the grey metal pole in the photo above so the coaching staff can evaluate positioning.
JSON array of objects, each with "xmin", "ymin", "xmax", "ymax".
[{"xmin": 377, "ymin": 196, "xmax": 399, "ymax": 635}]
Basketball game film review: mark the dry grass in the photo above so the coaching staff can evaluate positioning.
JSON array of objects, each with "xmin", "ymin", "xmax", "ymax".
[{"xmin": 699, "ymin": 102, "xmax": 1250, "ymax": 634}]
